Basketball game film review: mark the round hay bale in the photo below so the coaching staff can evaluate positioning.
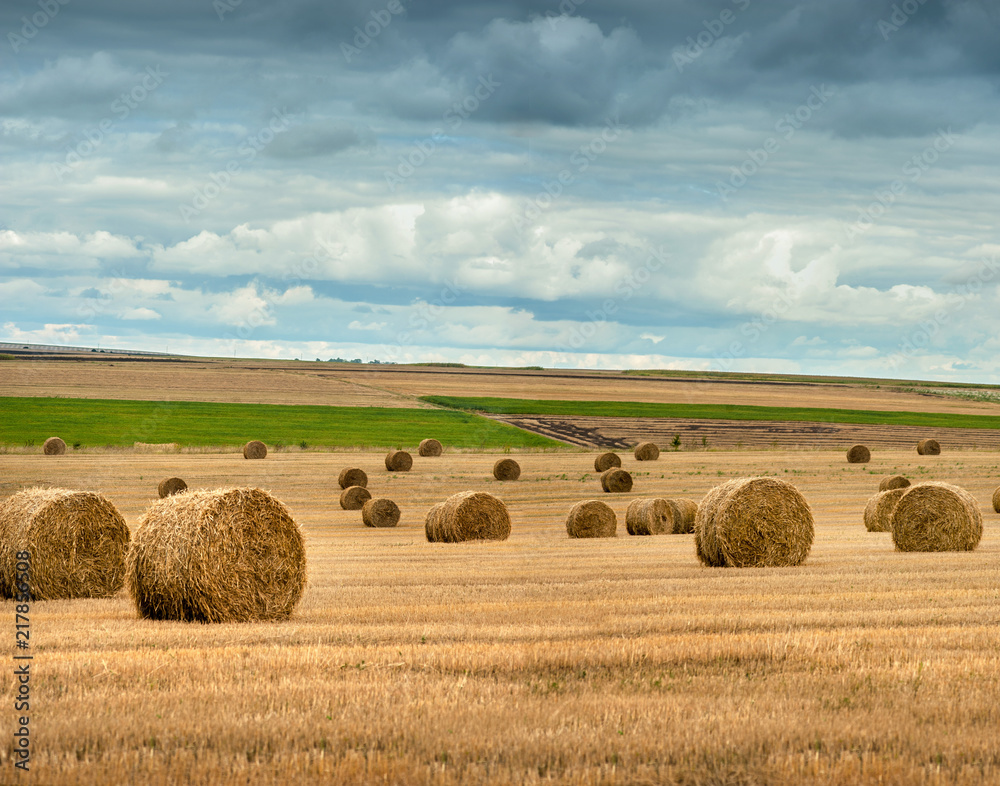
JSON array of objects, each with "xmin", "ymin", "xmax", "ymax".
[
  {"xmin": 669, "ymin": 497, "xmax": 698, "ymax": 534},
  {"xmin": 493, "ymin": 458, "xmax": 521, "ymax": 481},
  {"xmin": 634, "ymin": 442, "xmax": 660, "ymax": 461},
  {"xmin": 846, "ymin": 445, "xmax": 871, "ymax": 464},
  {"xmin": 126, "ymin": 487, "xmax": 306, "ymax": 622},
  {"xmin": 916, "ymin": 439, "xmax": 941, "ymax": 456},
  {"xmin": 625, "ymin": 498, "xmax": 672, "ymax": 536},
  {"xmin": 42, "ymin": 437, "xmax": 66, "ymax": 456},
  {"xmin": 566, "ymin": 500, "xmax": 617, "ymax": 538},
  {"xmin": 339, "ymin": 485, "xmax": 372, "ymax": 511},
  {"xmin": 362, "ymin": 498, "xmax": 400, "ymax": 528},
  {"xmin": 993, "ymin": 486, "xmax": 1000, "ymax": 514},
  {"xmin": 337, "ymin": 467, "xmax": 368, "ymax": 490},
  {"xmin": 863, "ymin": 488, "xmax": 906, "ymax": 533},
  {"xmin": 157, "ymin": 477, "xmax": 188, "ymax": 499},
  {"xmin": 418, "ymin": 438, "xmax": 443, "ymax": 457},
  {"xmin": 594, "ymin": 452, "xmax": 621, "ymax": 473},
  {"xmin": 600, "ymin": 468, "xmax": 633, "ymax": 493},
  {"xmin": 879, "ymin": 475, "xmax": 911, "ymax": 492},
  {"xmin": 891, "ymin": 482, "xmax": 982, "ymax": 552},
  {"xmin": 243, "ymin": 440, "xmax": 267, "ymax": 460},
  {"xmin": 385, "ymin": 450, "xmax": 413, "ymax": 472},
  {"xmin": 424, "ymin": 491, "xmax": 510, "ymax": 543},
  {"xmin": 0, "ymin": 488, "xmax": 130, "ymax": 600},
  {"xmin": 695, "ymin": 477, "xmax": 814, "ymax": 568}
]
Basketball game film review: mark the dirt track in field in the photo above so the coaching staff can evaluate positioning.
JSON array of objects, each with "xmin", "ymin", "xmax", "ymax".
[{"xmin": 489, "ymin": 414, "xmax": 1000, "ymax": 451}]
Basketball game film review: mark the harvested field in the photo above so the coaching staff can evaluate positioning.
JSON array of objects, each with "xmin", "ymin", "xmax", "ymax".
[
  {"xmin": 488, "ymin": 414, "xmax": 1000, "ymax": 451},
  {"xmin": 1, "ymin": 447, "xmax": 999, "ymax": 784},
  {"xmin": 6, "ymin": 358, "xmax": 1000, "ymax": 418}
]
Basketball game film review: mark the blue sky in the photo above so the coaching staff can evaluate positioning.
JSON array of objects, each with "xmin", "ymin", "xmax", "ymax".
[{"xmin": 1, "ymin": 0, "xmax": 999, "ymax": 380}]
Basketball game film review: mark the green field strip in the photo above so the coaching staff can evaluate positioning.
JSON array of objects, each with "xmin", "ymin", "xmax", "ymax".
[
  {"xmin": 421, "ymin": 396, "xmax": 1000, "ymax": 431},
  {"xmin": 0, "ymin": 397, "xmax": 564, "ymax": 449}
]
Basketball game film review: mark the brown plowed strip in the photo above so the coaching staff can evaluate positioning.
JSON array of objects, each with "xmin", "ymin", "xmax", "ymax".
[{"xmin": 487, "ymin": 414, "xmax": 1000, "ymax": 451}]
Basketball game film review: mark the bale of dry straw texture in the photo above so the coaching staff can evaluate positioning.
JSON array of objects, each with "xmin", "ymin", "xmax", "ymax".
[
  {"xmin": 493, "ymin": 458, "xmax": 521, "ymax": 481},
  {"xmin": 891, "ymin": 482, "xmax": 982, "ymax": 552},
  {"xmin": 385, "ymin": 450, "xmax": 413, "ymax": 472},
  {"xmin": 418, "ymin": 438, "xmax": 443, "ymax": 457},
  {"xmin": 625, "ymin": 498, "xmax": 671, "ymax": 535},
  {"xmin": 126, "ymin": 487, "xmax": 306, "ymax": 622},
  {"xmin": 566, "ymin": 500, "xmax": 617, "ymax": 538},
  {"xmin": 863, "ymin": 488, "xmax": 906, "ymax": 532},
  {"xmin": 157, "ymin": 477, "xmax": 187, "ymax": 498},
  {"xmin": 0, "ymin": 488, "xmax": 130, "ymax": 600},
  {"xmin": 916, "ymin": 438, "xmax": 941, "ymax": 455},
  {"xmin": 425, "ymin": 491, "xmax": 511, "ymax": 542},
  {"xmin": 340, "ymin": 485, "xmax": 372, "ymax": 510},
  {"xmin": 670, "ymin": 498, "xmax": 698, "ymax": 534},
  {"xmin": 243, "ymin": 440, "xmax": 267, "ymax": 460},
  {"xmin": 601, "ymin": 468, "xmax": 633, "ymax": 493},
  {"xmin": 362, "ymin": 498, "xmax": 400, "ymax": 528},
  {"xmin": 634, "ymin": 442, "xmax": 660, "ymax": 461},
  {"xmin": 994, "ymin": 486, "xmax": 1000, "ymax": 514},
  {"xmin": 594, "ymin": 452, "xmax": 621, "ymax": 473},
  {"xmin": 338, "ymin": 467, "xmax": 368, "ymax": 490},
  {"xmin": 847, "ymin": 445, "xmax": 871, "ymax": 464},
  {"xmin": 879, "ymin": 475, "xmax": 911, "ymax": 492},
  {"xmin": 695, "ymin": 477, "xmax": 814, "ymax": 568},
  {"xmin": 42, "ymin": 437, "xmax": 66, "ymax": 455}
]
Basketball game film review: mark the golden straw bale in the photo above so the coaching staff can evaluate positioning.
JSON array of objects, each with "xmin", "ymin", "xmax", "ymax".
[
  {"xmin": 594, "ymin": 452, "xmax": 621, "ymax": 473},
  {"xmin": 566, "ymin": 500, "xmax": 617, "ymax": 538},
  {"xmin": 493, "ymin": 458, "xmax": 521, "ymax": 481},
  {"xmin": 600, "ymin": 468, "xmax": 633, "ymax": 493},
  {"xmin": 338, "ymin": 468, "xmax": 368, "ymax": 490},
  {"xmin": 424, "ymin": 491, "xmax": 510, "ymax": 543},
  {"xmin": 0, "ymin": 488, "xmax": 130, "ymax": 600},
  {"xmin": 242, "ymin": 440, "xmax": 267, "ymax": 459},
  {"xmin": 634, "ymin": 442, "xmax": 660, "ymax": 461},
  {"xmin": 862, "ymin": 488, "xmax": 906, "ymax": 532},
  {"xmin": 385, "ymin": 450, "xmax": 413, "ymax": 472},
  {"xmin": 879, "ymin": 475, "xmax": 911, "ymax": 492},
  {"xmin": 891, "ymin": 482, "xmax": 982, "ymax": 552},
  {"xmin": 157, "ymin": 477, "xmax": 188, "ymax": 498},
  {"xmin": 696, "ymin": 477, "xmax": 813, "ymax": 568},
  {"xmin": 126, "ymin": 487, "xmax": 306, "ymax": 622},
  {"xmin": 340, "ymin": 486, "xmax": 372, "ymax": 510},
  {"xmin": 362, "ymin": 498, "xmax": 400, "ymax": 528},
  {"xmin": 418, "ymin": 439, "xmax": 443, "ymax": 457}
]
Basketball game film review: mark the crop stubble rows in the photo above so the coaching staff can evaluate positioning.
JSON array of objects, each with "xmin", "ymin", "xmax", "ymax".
[{"xmin": 1, "ymin": 449, "xmax": 999, "ymax": 784}]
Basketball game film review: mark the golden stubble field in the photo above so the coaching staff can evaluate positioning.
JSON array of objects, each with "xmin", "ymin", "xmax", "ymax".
[{"xmin": 2, "ymin": 447, "xmax": 1000, "ymax": 785}]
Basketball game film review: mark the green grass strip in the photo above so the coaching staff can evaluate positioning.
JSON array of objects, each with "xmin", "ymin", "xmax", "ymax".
[
  {"xmin": 0, "ymin": 397, "xmax": 564, "ymax": 449},
  {"xmin": 421, "ymin": 396, "xmax": 1000, "ymax": 431}
]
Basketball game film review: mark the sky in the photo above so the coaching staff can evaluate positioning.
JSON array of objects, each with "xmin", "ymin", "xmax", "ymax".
[{"xmin": 1, "ymin": 0, "xmax": 999, "ymax": 381}]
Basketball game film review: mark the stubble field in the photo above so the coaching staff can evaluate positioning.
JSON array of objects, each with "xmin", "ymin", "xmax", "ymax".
[{"xmin": 2, "ymin": 442, "xmax": 1000, "ymax": 785}]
